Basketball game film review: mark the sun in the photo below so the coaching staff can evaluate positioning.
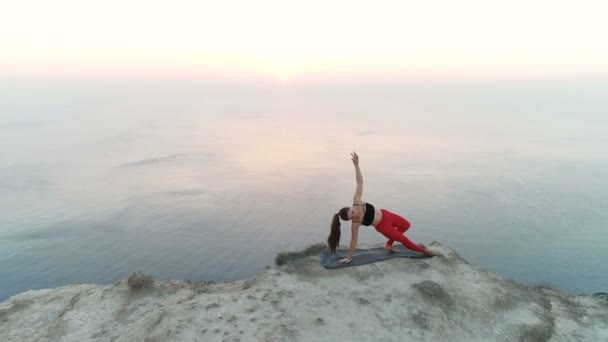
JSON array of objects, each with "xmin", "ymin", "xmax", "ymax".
[{"xmin": 279, "ymin": 73, "xmax": 290, "ymax": 82}]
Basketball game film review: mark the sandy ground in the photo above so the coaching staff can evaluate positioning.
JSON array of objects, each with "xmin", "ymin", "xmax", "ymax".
[{"xmin": 1, "ymin": 242, "xmax": 607, "ymax": 342}]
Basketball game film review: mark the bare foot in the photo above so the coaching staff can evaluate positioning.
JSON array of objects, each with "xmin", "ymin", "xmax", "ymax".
[
  {"xmin": 424, "ymin": 249, "xmax": 438, "ymax": 256},
  {"xmin": 384, "ymin": 244, "xmax": 400, "ymax": 253}
]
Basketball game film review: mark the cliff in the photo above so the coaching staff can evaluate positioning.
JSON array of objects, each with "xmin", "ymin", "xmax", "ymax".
[{"xmin": 1, "ymin": 242, "xmax": 607, "ymax": 342}]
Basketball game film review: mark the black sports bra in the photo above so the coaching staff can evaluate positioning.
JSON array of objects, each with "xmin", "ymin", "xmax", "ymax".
[{"xmin": 352, "ymin": 202, "xmax": 375, "ymax": 226}]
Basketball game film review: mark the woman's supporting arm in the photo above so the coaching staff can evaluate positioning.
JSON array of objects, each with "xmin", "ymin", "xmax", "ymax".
[
  {"xmin": 347, "ymin": 223, "xmax": 360, "ymax": 260},
  {"xmin": 338, "ymin": 223, "xmax": 360, "ymax": 264}
]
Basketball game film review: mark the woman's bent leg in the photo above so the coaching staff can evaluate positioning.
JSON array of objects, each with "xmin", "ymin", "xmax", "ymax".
[
  {"xmin": 382, "ymin": 211, "xmax": 411, "ymax": 246},
  {"xmin": 376, "ymin": 223, "xmax": 426, "ymax": 254},
  {"xmin": 392, "ymin": 213, "xmax": 411, "ymax": 233},
  {"xmin": 376, "ymin": 210, "xmax": 396, "ymax": 246}
]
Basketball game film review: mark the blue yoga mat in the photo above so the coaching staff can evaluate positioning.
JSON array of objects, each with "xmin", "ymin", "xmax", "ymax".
[{"xmin": 320, "ymin": 244, "xmax": 432, "ymax": 269}]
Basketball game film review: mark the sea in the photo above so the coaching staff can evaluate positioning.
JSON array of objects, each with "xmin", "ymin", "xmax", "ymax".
[{"xmin": 1, "ymin": 76, "xmax": 607, "ymax": 301}]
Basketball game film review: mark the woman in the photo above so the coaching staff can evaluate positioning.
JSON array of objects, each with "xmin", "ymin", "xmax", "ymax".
[{"xmin": 328, "ymin": 152, "xmax": 437, "ymax": 264}]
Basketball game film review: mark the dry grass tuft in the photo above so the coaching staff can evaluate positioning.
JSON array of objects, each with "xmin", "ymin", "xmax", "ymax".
[
  {"xmin": 532, "ymin": 281, "xmax": 558, "ymax": 292},
  {"xmin": 186, "ymin": 280, "xmax": 215, "ymax": 294},
  {"xmin": 127, "ymin": 271, "xmax": 154, "ymax": 291},
  {"xmin": 275, "ymin": 243, "xmax": 326, "ymax": 266}
]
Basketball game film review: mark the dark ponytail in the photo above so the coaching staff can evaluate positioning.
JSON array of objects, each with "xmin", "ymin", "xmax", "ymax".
[{"xmin": 327, "ymin": 213, "xmax": 341, "ymax": 255}]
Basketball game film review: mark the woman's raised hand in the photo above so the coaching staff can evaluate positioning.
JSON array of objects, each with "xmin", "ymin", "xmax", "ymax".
[{"xmin": 351, "ymin": 151, "xmax": 359, "ymax": 165}]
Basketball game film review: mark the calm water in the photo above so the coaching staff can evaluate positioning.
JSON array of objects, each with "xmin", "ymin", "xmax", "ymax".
[{"xmin": 1, "ymin": 78, "xmax": 607, "ymax": 301}]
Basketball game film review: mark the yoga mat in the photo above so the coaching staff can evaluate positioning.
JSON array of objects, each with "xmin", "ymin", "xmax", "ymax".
[{"xmin": 320, "ymin": 244, "xmax": 432, "ymax": 269}]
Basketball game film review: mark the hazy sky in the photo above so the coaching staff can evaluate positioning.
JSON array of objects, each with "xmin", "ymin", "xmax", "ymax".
[{"xmin": 1, "ymin": 0, "xmax": 607, "ymax": 80}]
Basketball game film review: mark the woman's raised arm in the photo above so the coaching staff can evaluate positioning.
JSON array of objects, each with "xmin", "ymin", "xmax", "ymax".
[{"xmin": 351, "ymin": 151, "xmax": 363, "ymax": 203}]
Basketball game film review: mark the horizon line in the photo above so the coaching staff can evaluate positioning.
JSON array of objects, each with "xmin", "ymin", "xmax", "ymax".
[{"xmin": 3, "ymin": 68, "xmax": 607, "ymax": 83}]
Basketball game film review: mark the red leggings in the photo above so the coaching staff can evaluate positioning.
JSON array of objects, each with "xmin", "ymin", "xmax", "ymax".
[{"xmin": 375, "ymin": 209, "xmax": 426, "ymax": 253}]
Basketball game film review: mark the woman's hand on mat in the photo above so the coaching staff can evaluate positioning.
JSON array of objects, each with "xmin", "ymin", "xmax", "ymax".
[
  {"xmin": 338, "ymin": 257, "xmax": 352, "ymax": 264},
  {"xmin": 350, "ymin": 151, "xmax": 359, "ymax": 165}
]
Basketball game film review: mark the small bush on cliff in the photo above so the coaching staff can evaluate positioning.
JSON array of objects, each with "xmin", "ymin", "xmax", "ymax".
[
  {"xmin": 128, "ymin": 271, "xmax": 154, "ymax": 290},
  {"xmin": 275, "ymin": 243, "xmax": 326, "ymax": 266},
  {"xmin": 186, "ymin": 280, "xmax": 215, "ymax": 294},
  {"xmin": 533, "ymin": 281, "xmax": 557, "ymax": 292}
]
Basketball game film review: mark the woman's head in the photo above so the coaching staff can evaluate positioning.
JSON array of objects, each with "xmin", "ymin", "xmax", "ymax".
[
  {"xmin": 338, "ymin": 207, "xmax": 351, "ymax": 221},
  {"xmin": 327, "ymin": 207, "xmax": 352, "ymax": 255}
]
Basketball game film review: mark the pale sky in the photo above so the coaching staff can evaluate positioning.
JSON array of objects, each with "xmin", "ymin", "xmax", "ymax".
[{"xmin": 1, "ymin": 0, "xmax": 607, "ymax": 80}]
